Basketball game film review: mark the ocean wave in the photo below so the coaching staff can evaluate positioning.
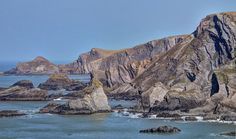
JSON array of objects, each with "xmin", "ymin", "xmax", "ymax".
[{"xmin": 20, "ymin": 109, "xmax": 40, "ymax": 114}]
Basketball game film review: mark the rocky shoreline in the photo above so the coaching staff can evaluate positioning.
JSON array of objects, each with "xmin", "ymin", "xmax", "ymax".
[{"xmin": 0, "ymin": 12, "xmax": 236, "ymax": 138}]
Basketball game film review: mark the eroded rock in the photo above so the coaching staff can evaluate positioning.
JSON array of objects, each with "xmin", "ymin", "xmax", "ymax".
[{"xmin": 40, "ymin": 78, "xmax": 111, "ymax": 114}]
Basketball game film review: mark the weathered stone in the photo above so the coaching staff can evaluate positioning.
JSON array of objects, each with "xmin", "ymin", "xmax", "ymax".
[{"xmin": 141, "ymin": 82, "xmax": 168, "ymax": 111}]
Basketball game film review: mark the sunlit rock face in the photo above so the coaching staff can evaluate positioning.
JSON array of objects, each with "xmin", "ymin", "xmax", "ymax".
[{"xmin": 64, "ymin": 35, "xmax": 190, "ymax": 87}]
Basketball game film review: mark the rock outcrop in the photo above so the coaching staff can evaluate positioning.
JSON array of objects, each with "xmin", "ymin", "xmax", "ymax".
[
  {"xmin": 0, "ymin": 80, "xmax": 49, "ymax": 101},
  {"xmin": 0, "ymin": 86, "xmax": 48, "ymax": 101},
  {"xmin": 38, "ymin": 74, "xmax": 86, "ymax": 91},
  {"xmin": 40, "ymin": 77, "xmax": 111, "ymax": 114},
  {"xmin": 49, "ymin": 36, "xmax": 190, "ymax": 87},
  {"xmin": 4, "ymin": 56, "xmax": 59, "ymax": 75}
]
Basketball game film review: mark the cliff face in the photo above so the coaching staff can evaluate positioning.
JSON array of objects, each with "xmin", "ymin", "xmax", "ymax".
[
  {"xmin": 63, "ymin": 35, "xmax": 191, "ymax": 87},
  {"xmin": 5, "ymin": 56, "xmax": 59, "ymax": 75},
  {"xmin": 58, "ymin": 48, "xmax": 120, "ymax": 74},
  {"xmin": 127, "ymin": 12, "xmax": 236, "ymax": 114}
]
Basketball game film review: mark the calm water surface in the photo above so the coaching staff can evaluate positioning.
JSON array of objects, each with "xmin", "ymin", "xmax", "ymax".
[
  {"xmin": 0, "ymin": 75, "xmax": 90, "ymax": 88},
  {"xmin": 0, "ymin": 101, "xmax": 235, "ymax": 139}
]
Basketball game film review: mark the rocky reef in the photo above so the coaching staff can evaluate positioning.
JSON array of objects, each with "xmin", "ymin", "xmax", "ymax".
[
  {"xmin": 0, "ymin": 80, "xmax": 48, "ymax": 101},
  {"xmin": 40, "ymin": 77, "xmax": 111, "ymax": 114}
]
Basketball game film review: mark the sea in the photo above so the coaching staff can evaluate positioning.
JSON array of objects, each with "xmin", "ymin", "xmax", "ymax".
[{"xmin": 0, "ymin": 63, "xmax": 235, "ymax": 139}]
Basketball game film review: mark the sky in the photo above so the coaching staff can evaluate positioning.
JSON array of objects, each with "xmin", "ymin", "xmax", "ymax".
[{"xmin": 0, "ymin": 0, "xmax": 236, "ymax": 63}]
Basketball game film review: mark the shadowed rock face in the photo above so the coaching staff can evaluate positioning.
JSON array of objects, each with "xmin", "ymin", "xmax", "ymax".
[{"xmin": 4, "ymin": 56, "xmax": 59, "ymax": 75}]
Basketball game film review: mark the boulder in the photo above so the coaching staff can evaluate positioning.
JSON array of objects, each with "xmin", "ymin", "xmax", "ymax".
[
  {"xmin": 150, "ymin": 90, "xmax": 205, "ymax": 112},
  {"xmin": 139, "ymin": 126, "xmax": 181, "ymax": 134},
  {"xmin": 141, "ymin": 82, "xmax": 168, "ymax": 111},
  {"xmin": 10, "ymin": 80, "xmax": 34, "ymax": 89}
]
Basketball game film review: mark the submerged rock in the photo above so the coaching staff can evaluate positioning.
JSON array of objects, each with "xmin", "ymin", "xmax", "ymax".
[
  {"xmin": 0, "ymin": 110, "xmax": 26, "ymax": 117},
  {"xmin": 156, "ymin": 112, "xmax": 181, "ymax": 118},
  {"xmin": 220, "ymin": 131, "xmax": 236, "ymax": 136},
  {"xmin": 220, "ymin": 115, "xmax": 236, "ymax": 121},
  {"xmin": 185, "ymin": 116, "xmax": 198, "ymax": 121},
  {"xmin": 139, "ymin": 126, "xmax": 181, "ymax": 134}
]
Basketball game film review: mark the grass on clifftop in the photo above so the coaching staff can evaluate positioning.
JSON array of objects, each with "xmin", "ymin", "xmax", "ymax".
[
  {"xmin": 49, "ymin": 74, "xmax": 70, "ymax": 81},
  {"xmin": 91, "ymin": 79, "xmax": 103, "ymax": 88}
]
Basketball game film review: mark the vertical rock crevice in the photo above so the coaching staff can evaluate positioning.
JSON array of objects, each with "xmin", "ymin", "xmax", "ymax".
[{"xmin": 210, "ymin": 73, "xmax": 219, "ymax": 96}]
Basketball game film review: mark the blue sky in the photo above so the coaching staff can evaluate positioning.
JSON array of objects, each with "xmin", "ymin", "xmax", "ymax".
[{"xmin": 0, "ymin": 0, "xmax": 235, "ymax": 63}]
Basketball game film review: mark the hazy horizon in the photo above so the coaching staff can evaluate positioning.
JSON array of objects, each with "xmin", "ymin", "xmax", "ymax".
[{"xmin": 0, "ymin": 0, "xmax": 236, "ymax": 63}]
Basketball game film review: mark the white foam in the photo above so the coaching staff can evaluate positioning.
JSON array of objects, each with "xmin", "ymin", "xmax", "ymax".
[
  {"xmin": 195, "ymin": 116, "xmax": 203, "ymax": 121},
  {"xmin": 113, "ymin": 111, "xmax": 236, "ymax": 124},
  {"xmin": 53, "ymin": 97, "xmax": 62, "ymax": 101}
]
